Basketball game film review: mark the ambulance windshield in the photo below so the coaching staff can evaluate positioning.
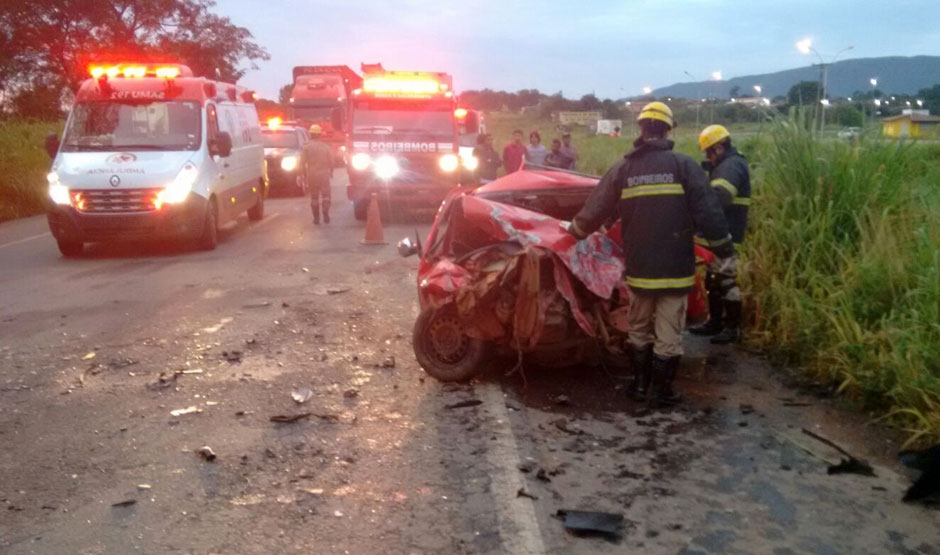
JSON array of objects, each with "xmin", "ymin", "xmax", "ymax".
[{"xmin": 61, "ymin": 100, "xmax": 201, "ymax": 152}]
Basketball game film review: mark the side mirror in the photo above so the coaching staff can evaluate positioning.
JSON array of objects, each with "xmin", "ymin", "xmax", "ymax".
[
  {"xmin": 397, "ymin": 231, "xmax": 423, "ymax": 258},
  {"xmin": 331, "ymin": 107, "xmax": 344, "ymax": 132},
  {"xmin": 44, "ymin": 132, "xmax": 60, "ymax": 158},
  {"xmin": 211, "ymin": 132, "xmax": 233, "ymax": 157},
  {"xmin": 464, "ymin": 111, "xmax": 479, "ymax": 134}
]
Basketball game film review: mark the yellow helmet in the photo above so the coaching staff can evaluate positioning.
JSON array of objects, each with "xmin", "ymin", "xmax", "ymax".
[
  {"xmin": 309, "ymin": 124, "xmax": 322, "ymax": 135},
  {"xmin": 699, "ymin": 124, "xmax": 730, "ymax": 151},
  {"xmin": 637, "ymin": 101, "xmax": 674, "ymax": 128}
]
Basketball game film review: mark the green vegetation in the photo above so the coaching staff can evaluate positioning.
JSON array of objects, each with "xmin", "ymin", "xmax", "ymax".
[{"xmin": 0, "ymin": 121, "xmax": 58, "ymax": 223}]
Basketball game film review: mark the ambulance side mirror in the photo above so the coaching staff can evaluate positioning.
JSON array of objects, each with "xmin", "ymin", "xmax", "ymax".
[
  {"xmin": 44, "ymin": 133, "xmax": 60, "ymax": 158},
  {"xmin": 211, "ymin": 132, "xmax": 233, "ymax": 157}
]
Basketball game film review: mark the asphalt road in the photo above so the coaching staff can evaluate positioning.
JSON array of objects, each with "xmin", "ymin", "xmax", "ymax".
[{"xmin": 1, "ymin": 175, "xmax": 938, "ymax": 554}]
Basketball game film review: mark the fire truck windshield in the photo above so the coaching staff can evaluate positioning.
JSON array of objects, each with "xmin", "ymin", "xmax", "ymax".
[
  {"xmin": 292, "ymin": 106, "xmax": 334, "ymax": 121},
  {"xmin": 262, "ymin": 130, "xmax": 301, "ymax": 149},
  {"xmin": 61, "ymin": 100, "xmax": 201, "ymax": 152},
  {"xmin": 352, "ymin": 110, "xmax": 453, "ymax": 140}
]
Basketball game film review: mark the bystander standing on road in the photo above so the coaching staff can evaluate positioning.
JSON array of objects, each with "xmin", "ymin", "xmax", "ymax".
[
  {"xmin": 689, "ymin": 125, "xmax": 751, "ymax": 344},
  {"xmin": 472, "ymin": 133, "xmax": 501, "ymax": 183},
  {"xmin": 525, "ymin": 130, "xmax": 549, "ymax": 167},
  {"xmin": 503, "ymin": 129, "xmax": 526, "ymax": 174},
  {"xmin": 560, "ymin": 132, "xmax": 579, "ymax": 170},
  {"xmin": 568, "ymin": 102, "xmax": 733, "ymax": 407},
  {"xmin": 304, "ymin": 124, "xmax": 333, "ymax": 225}
]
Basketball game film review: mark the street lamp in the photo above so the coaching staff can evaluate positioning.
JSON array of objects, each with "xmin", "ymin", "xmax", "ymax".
[
  {"xmin": 796, "ymin": 38, "xmax": 854, "ymax": 135},
  {"xmin": 685, "ymin": 70, "xmax": 702, "ymax": 130}
]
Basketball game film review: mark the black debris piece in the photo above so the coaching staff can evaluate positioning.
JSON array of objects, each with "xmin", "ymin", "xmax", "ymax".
[
  {"xmin": 739, "ymin": 404, "xmax": 755, "ymax": 415},
  {"xmin": 221, "ymin": 351, "xmax": 242, "ymax": 363},
  {"xmin": 899, "ymin": 444, "xmax": 940, "ymax": 503},
  {"xmin": 445, "ymin": 400, "xmax": 483, "ymax": 410},
  {"xmin": 556, "ymin": 509, "xmax": 623, "ymax": 539},
  {"xmin": 536, "ymin": 468, "xmax": 551, "ymax": 482},
  {"xmin": 196, "ymin": 446, "xmax": 217, "ymax": 462},
  {"xmin": 111, "ymin": 499, "xmax": 136, "ymax": 507},
  {"xmin": 270, "ymin": 413, "xmax": 312, "ymax": 423},
  {"xmin": 827, "ymin": 458, "xmax": 875, "ymax": 477},
  {"xmin": 516, "ymin": 488, "xmax": 538, "ymax": 500}
]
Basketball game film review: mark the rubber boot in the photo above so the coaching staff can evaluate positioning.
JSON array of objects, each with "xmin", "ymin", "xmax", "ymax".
[
  {"xmin": 322, "ymin": 200, "xmax": 331, "ymax": 224},
  {"xmin": 689, "ymin": 290, "xmax": 723, "ymax": 336},
  {"xmin": 711, "ymin": 301, "xmax": 742, "ymax": 344},
  {"xmin": 650, "ymin": 355, "xmax": 682, "ymax": 408},
  {"xmin": 627, "ymin": 344, "xmax": 653, "ymax": 401},
  {"xmin": 311, "ymin": 200, "xmax": 320, "ymax": 225}
]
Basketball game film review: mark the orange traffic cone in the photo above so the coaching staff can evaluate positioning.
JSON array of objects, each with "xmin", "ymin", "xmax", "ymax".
[{"xmin": 360, "ymin": 193, "xmax": 387, "ymax": 245}]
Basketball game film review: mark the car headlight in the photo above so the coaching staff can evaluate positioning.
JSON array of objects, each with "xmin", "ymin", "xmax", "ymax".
[
  {"xmin": 157, "ymin": 162, "xmax": 198, "ymax": 206},
  {"xmin": 280, "ymin": 156, "xmax": 299, "ymax": 171},
  {"xmin": 438, "ymin": 153, "xmax": 459, "ymax": 172},
  {"xmin": 462, "ymin": 156, "xmax": 479, "ymax": 171},
  {"xmin": 350, "ymin": 153, "xmax": 371, "ymax": 171},
  {"xmin": 374, "ymin": 155, "xmax": 400, "ymax": 180},
  {"xmin": 48, "ymin": 172, "xmax": 71, "ymax": 205}
]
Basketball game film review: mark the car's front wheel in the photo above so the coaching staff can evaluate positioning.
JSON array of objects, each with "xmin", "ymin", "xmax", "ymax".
[
  {"xmin": 413, "ymin": 304, "xmax": 489, "ymax": 382},
  {"xmin": 57, "ymin": 239, "xmax": 83, "ymax": 257}
]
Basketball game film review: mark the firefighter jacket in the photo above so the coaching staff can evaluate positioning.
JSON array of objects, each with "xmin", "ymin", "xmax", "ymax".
[
  {"xmin": 304, "ymin": 139, "xmax": 333, "ymax": 182},
  {"xmin": 701, "ymin": 146, "xmax": 750, "ymax": 244},
  {"xmin": 571, "ymin": 138, "xmax": 732, "ymax": 295}
]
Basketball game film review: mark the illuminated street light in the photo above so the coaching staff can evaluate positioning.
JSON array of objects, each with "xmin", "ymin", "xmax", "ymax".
[
  {"xmin": 643, "ymin": 86, "xmax": 652, "ymax": 95},
  {"xmin": 870, "ymin": 78, "xmax": 877, "ymax": 87},
  {"xmin": 711, "ymin": 71, "xmax": 723, "ymax": 81},
  {"xmin": 754, "ymin": 85, "xmax": 762, "ymax": 94},
  {"xmin": 917, "ymin": 99, "xmax": 924, "ymax": 108},
  {"xmin": 820, "ymin": 99, "xmax": 830, "ymax": 107},
  {"xmin": 796, "ymin": 38, "xmax": 853, "ymax": 135}
]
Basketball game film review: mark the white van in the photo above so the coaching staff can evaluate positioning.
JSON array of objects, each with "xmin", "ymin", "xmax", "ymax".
[{"xmin": 45, "ymin": 63, "xmax": 267, "ymax": 256}]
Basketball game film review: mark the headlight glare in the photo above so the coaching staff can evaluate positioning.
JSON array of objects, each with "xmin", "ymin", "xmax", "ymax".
[
  {"xmin": 350, "ymin": 153, "xmax": 371, "ymax": 171},
  {"xmin": 438, "ymin": 153, "xmax": 459, "ymax": 172},
  {"xmin": 374, "ymin": 155, "xmax": 400, "ymax": 180},
  {"xmin": 157, "ymin": 162, "xmax": 198, "ymax": 205},
  {"xmin": 462, "ymin": 156, "xmax": 479, "ymax": 171},
  {"xmin": 280, "ymin": 156, "xmax": 298, "ymax": 171}
]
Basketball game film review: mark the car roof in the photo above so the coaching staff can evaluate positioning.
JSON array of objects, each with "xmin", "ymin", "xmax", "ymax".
[{"xmin": 473, "ymin": 169, "xmax": 599, "ymax": 194}]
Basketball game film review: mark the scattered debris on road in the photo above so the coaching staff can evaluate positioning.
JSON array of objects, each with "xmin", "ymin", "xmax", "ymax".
[
  {"xmin": 516, "ymin": 488, "xmax": 538, "ymax": 500},
  {"xmin": 556, "ymin": 509, "xmax": 623, "ymax": 539},
  {"xmin": 221, "ymin": 350, "xmax": 242, "ymax": 363},
  {"xmin": 170, "ymin": 406, "xmax": 202, "ymax": 416},
  {"xmin": 291, "ymin": 388, "xmax": 313, "ymax": 404},
  {"xmin": 802, "ymin": 428, "xmax": 875, "ymax": 476},
  {"xmin": 196, "ymin": 446, "xmax": 217, "ymax": 461},
  {"xmin": 111, "ymin": 499, "xmax": 136, "ymax": 507},
  {"xmin": 445, "ymin": 400, "xmax": 483, "ymax": 410},
  {"xmin": 270, "ymin": 413, "xmax": 312, "ymax": 423}
]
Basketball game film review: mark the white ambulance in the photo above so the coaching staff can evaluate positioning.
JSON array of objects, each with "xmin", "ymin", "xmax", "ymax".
[{"xmin": 45, "ymin": 63, "xmax": 267, "ymax": 256}]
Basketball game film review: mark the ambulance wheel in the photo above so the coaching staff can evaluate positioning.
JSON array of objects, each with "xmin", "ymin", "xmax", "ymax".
[
  {"xmin": 413, "ymin": 304, "xmax": 488, "ymax": 382},
  {"xmin": 199, "ymin": 199, "xmax": 218, "ymax": 251},
  {"xmin": 57, "ymin": 239, "xmax": 83, "ymax": 257},
  {"xmin": 353, "ymin": 199, "xmax": 368, "ymax": 221},
  {"xmin": 248, "ymin": 187, "xmax": 265, "ymax": 221}
]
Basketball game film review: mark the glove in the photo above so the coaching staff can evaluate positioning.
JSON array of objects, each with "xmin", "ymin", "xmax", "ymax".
[{"xmin": 710, "ymin": 241, "xmax": 735, "ymax": 260}]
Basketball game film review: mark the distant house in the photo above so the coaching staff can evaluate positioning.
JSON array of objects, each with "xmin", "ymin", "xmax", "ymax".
[{"xmin": 882, "ymin": 110, "xmax": 940, "ymax": 138}]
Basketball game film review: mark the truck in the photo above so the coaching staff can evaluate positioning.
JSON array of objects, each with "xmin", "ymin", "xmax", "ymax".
[
  {"xmin": 345, "ymin": 63, "xmax": 480, "ymax": 220},
  {"xmin": 289, "ymin": 65, "xmax": 361, "ymax": 165},
  {"xmin": 44, "ymin": 62, "xmax": 266, "ymax": 256}
]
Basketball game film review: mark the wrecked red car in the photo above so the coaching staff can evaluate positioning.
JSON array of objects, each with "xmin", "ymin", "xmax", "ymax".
[{"xmin": 398, "ymin": 169, "xmax": 711, "ymax": 382}]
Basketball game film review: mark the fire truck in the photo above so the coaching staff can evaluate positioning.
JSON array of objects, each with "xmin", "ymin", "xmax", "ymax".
[
  {"xmin": 289, "ymin": 65, "xmax": 361, "ymax": 165},
  {"xmin": 346, "ymin": 64, "xmax": 480, "ymax": 220}
]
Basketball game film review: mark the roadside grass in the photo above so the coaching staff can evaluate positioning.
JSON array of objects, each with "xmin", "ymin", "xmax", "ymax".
[{"xmin": 0, "ymin": 120, "xmax": 58, "ymax": 223}]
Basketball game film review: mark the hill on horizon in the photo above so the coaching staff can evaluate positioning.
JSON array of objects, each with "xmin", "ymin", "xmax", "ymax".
[{"xmin": 650, "ymin": 56, "xmax": 940, "ymax": 100}]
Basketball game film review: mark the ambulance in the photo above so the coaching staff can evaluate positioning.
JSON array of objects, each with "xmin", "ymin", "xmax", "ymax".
[
  {"xmin": 345, "ymin": 65, "xmax": 480, "ymax": 219},
  {"xmin": 44, "ymin": 63, "xmax": 267, "ymax": 256}
]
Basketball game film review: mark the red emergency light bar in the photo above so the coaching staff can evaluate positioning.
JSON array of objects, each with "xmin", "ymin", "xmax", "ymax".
[
  {"xmin": 359, "ymin": 72, "xmax": 453, "ymax": 99},
  {"xmin": 89, "ymin": 63, "xmax": 194, "ymax": 79}
]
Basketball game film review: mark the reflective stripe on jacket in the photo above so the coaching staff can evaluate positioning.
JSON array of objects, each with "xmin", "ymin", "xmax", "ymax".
[
  {"xmin": 571, "ymin": 138, "xmax": 731, "ymax": 295},
  {"xmin": 704, "ymin": 146, "xmax": 750, "ymax": 244}
]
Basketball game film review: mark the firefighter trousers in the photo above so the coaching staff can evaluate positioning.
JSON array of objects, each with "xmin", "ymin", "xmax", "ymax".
[
  {"xmin": 308, "ymin": 176, "xmax": 331, "ymax": 221},
  {"xmin": 626, "ymin": 291, "xmax": 688, "ymax": 357}
]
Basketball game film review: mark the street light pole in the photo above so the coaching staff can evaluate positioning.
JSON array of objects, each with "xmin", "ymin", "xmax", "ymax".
[
  {"xmin": 797, "ymin": 39, "xmax": 853, "ymax": 137},
  {"xmin": 684, "ymin": 71, "xmax": 701, "ymax": 131}
]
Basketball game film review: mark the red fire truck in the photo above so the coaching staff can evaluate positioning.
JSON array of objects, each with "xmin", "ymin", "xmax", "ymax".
[
  {"xmin": 345, "ymin": 64, "xmax": 480, "ymax": 220},
  {"xmin": 289, "ymin": 65, "xmax": 361, "ymax": 165}
]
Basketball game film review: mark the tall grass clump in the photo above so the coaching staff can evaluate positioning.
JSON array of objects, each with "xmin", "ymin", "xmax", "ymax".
[
  {"xmin": 0, "ymin": 120, "xmax": 58, "ymax": 222},
  {"xmin": 743, "ymin": 110, "xmax": 940, "ymax": 444}
]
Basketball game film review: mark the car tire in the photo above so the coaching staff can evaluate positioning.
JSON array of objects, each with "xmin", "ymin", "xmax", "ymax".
[
  {"xmin": 413, "ymin": 304, "xmax": 489, "ymax": 382},
  {"xmin": 247, "ymin": 186, "xmax": 265, "ymax": 221},
  {"xmin": 57, "ymin": 239, "xmax": 83, "ymax": 257},
  {"xmin": 353, "ymin": 199, "xmax": 369, "ymax": 221},
  {"xmin": 198, "ymin": 199, "xmax": 218, "ymax": 251}
]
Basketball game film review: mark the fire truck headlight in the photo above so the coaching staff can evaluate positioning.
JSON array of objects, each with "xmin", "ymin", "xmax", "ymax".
[
  {"xmin": 374, "ymin": 156, "xmax": 400, "ymax": 180},
  {"xmin": 48, "ymin": 172, "xmax": 71, "ymax": 205},
  {"xmin": 438, "ymin": 153, "xmax": 460, "ymax": 173},
  {"xmin": 462, "ymin": 156, "xmax": 479, "ymax": 171},
  {"xmin": 280, "ymin": 156, "xmax": 299, "ymax": 171},
  {"xmin": 158, "ymin": 162, "xmax": 198, "ymax": 205},
  {"xmin": 350, "ymin": 153, "xmax": 371, "ymax": 171}
]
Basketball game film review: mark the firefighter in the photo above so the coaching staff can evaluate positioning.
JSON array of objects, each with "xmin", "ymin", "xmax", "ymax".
[
  {"xmin": 568, "ymin": 102, "xmax": 733, "ymax": 407},
  {"xmin": 689, "ymin": 125, "xmax": 751, "ymax": 344},
  {"xmin": 304, "ymin": 124, "xmax": 333, "ymax": 224}
]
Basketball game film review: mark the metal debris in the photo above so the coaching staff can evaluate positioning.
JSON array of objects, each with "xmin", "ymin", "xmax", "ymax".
[
  {"xmin": 291, "ymin": 388, "xmax": 313, "ymax": 404},
  {"xmin": 196, "ymin": 446, "xmax": 217, "ymax": 461},
  {"xmin": 445, "ymin": 400, "xmax": 483, "ymax": 410}
]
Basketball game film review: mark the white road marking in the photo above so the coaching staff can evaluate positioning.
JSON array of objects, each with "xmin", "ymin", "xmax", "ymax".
[
  {"xmin": 478, "ymin": 384, "xmax": 547, "ymax": 554},
  {"xmin": 0, "ymin": 232, "xmax": 51, "ymax": 251},
  {"xmin": 252, "ymin": 212, "xmax": 281, "ymax": 229}
]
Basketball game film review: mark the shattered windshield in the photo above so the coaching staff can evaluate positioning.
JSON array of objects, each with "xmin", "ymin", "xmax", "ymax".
[{"xmin": 61, "ymin": 100, "xmax": 201, "ymax": 152}]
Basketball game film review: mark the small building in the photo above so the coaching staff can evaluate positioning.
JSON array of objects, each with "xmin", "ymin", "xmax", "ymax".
[
  {"xmin": 882, "ymin": 110, "xmax": 940, "ymax": 138},
  {"xmin": 554, "ymin": 111, "xmax": 603, "ymax": 126}
]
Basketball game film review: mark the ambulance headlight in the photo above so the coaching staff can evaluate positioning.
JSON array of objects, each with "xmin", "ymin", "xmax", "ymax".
[
  {"xmin": 374, "ymin": 155, "xmax": 400, "ymax": 180},
  {"xmin": 438, "ymin": 153, "xmax": 459, "ymax": 173},
  {"xmin": 48, "ymin": 172, "xmax": 71, "ymax": 205},
  {"xmin": 158, "ymin": 162, "xmax": 198, "ymax": 205},
  {"xmin": 280, "ymin": 156, "xmax": 299, "ymax": 171},
  {"xmin": 350, "ymin": 153, "xmax": 371, "ymax": 171},
  {"xmin": 462, "ymin": 156, "xmax": 479, "ymax": 171}
]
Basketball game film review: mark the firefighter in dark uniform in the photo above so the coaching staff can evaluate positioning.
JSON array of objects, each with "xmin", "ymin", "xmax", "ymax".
[
  {"xmin": 568, "ymin": 102, "xmax": 733, "ymax": 407},
  {"xmin": 304, "ymin": 124, "xmax": 333, "ymax": 224},
  {"xmin": 689, "ymin": 125, "xmax": 751, "ymax": 344}
]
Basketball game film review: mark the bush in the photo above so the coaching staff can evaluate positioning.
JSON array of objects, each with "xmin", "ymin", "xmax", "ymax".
[{"xmin": 0, "ymin": 120, "xmax": 58, "ymax": 222}]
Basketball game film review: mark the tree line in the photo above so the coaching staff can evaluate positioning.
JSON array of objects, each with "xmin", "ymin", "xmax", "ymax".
[{"xmin": 0, "ymin": 0, "xmax": 268, "ymax": 120}]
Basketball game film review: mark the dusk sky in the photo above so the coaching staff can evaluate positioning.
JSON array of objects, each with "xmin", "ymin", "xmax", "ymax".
[{"xmin": 218, "ymin": 0, "xmax": 940, "ymax": 101}]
